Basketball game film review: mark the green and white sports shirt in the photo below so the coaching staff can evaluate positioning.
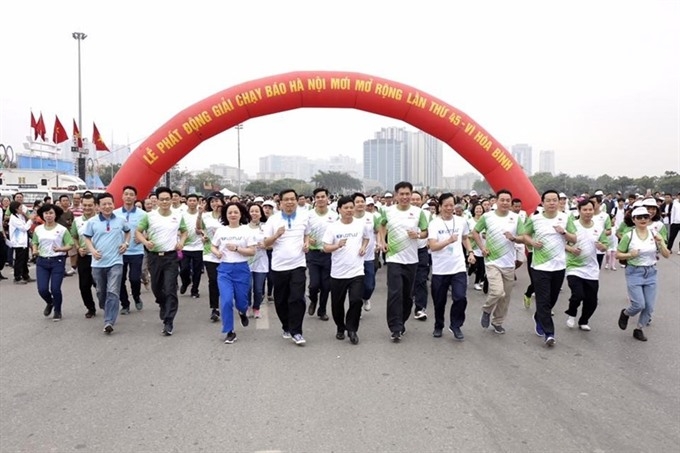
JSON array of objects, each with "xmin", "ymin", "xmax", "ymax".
[{"xmin": 524, "ymin": 212, "xmax": 576, "ymax": 271}]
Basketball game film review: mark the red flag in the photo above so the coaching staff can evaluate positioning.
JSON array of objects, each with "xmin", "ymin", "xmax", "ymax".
[
  {"xmin": 52, "ymin": 115, "xmax": 69, "ymax": 144},
  {"xmin": 92, "ymin": 122, "xmax": 110, "ymax": 151},
  {"xmin": 36, "ymin": 113, "xmax": 47, "ymax": 141},
  {"xmin": 30, "ymin": 112, "xmax": 37, "ymax": 139},
  {"xmin": 72, "ymin": 119, "xmax": 83, "ymax": 148}
]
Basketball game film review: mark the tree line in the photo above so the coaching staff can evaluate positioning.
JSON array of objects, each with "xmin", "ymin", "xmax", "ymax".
[{"xmin": 472, "ymin": 171, "xmax": 680, "ymax": 197}]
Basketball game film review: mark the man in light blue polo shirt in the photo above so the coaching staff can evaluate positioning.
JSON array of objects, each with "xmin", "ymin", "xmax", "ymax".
[
  {"xmin": 114, "ymin": 185, "xmax": 146, "ymax": 314},
  {"xmin": 84, "ymin": 192, "xmax": 131, "ymax": 335}
]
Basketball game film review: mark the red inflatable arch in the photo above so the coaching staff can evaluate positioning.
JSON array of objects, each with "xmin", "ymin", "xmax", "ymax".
[{"xmin": 110, "ymin": 71, "xmax": 539, "ymax": 211}]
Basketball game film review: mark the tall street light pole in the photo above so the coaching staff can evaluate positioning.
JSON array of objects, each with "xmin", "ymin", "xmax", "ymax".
[
  {"xmin": 72, "ymin": 32, "xmax": 87, "ymax": 181},
  {"xmin": 235, "ymin": 124, "xmax": 243, "ymax": 196}
]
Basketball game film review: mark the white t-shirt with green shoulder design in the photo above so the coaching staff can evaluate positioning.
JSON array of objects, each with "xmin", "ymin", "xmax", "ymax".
[
  {"xmin": 473, "ymin": 210, "xmax": 523, "ymax": 269},
  {"xmin": 32, "ymin": 224, "xmax": 74, "ymax": 258},
  {"xmin": 525, "ymin": 212, "xmax": 576, "ymax": 271},
  {"xmin": 137, "ymin": 210, "xmax": 188, "ymax": 252},
  {"xmin": 380, "ymin": 205, "xmax": 428, "ymax": 265},
  {"xmin": 617, "ymin": 228, "xmax": 659, "ymax": 267},
  {"xmin": 566, "ymin": 220, "xmax": 609, "ymax": 280}
]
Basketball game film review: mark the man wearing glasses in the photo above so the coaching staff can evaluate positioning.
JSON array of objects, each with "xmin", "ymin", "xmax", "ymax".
[
  {"xmin": 114, "ymin": 185, "xmax": 146, "ymax": 314},
  {"xmin": 136, "ymin": 187, "xmax": 188, "ymax": 336},
  {"xmin": 263, "ymin": 189, "xmax": 311, "ymax": 346}
]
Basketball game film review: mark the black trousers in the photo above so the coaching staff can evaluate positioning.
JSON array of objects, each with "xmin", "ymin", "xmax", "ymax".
[
  {"xmin": 524, "ymin": 252, "xmax": 535, "ymax": 297},
  {"xmin": 306, "ymin": 250, "xmax": 331, "ymax": 314},
  {"xmin": 77, "ymin": 255, "xmax": 97, "ymax": 311},
  {"xmin": 331, "ymin": 275, "xmax": 364, "ymax": 333},
  {"xmin": 272, "ymin": 266, "xmax": 306, "ymax": 335},
  {"xmin": 565, "ymin": 275, "xmax": 599, "ymax": 325},
  {"xmin": 13, "ymin": 247, "xmax": 29, "ymax": 281},
  {"xmin": 204, "ymin": 261, "xmax": 220, "ymax": 309},
  {"xmin": 386, "ymin": 262, "xmax": 417, "ymax": 333},
  {"xmin": 668, "ymin": 223, "xmax": 680, "ymax": 250},
  {"xmin": 533, "ymin": 268, "xmax": 565, "ymax": 336},
  {"xmin": 77, "ymin": 254, "xmax": 96, "ymax": 311},
  {"xmin": 148, "ymin": 252, "xmax": 180, "ymax": 325},
  {"xmin": 412, "ymin": 247, "xmax": 430, "ymax": 311},
  {"xmin": 180, "ymin": 250, "xmax": 203, "ymax": 296}
]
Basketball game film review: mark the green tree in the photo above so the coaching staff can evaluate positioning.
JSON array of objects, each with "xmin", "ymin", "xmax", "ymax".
[
  {"xmin": 185, "ymin": 171, "xmax": 224, "ymax": 194},
  {"xmin": 244, "ymin": 180, "xmax": 271, "ymax": 195},
  {"xmin": 657, "ymin": 171, "xmax": 680, "ymax": 195},
  {"xmin": 310, "ymin": 171, "xmax": 363, "ymax": 194}
]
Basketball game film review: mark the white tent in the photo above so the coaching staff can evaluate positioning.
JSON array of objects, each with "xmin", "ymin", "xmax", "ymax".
[{"xmin": 220, "ymin": 188, "xmax": 236, "ymax": 197}]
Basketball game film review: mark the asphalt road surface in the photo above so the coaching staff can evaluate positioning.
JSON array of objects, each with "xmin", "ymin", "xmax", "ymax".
[{"xmin": 1, "ymin": 255, "xmax": 679, "ymax": 453}]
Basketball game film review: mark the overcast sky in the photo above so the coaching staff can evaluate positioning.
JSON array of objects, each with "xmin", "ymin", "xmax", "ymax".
[{"xmin": 1, "ymin": 0, "xmax": 678, "ymax": 180}]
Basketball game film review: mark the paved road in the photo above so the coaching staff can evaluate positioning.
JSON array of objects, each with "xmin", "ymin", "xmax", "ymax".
[{"xmin": 1, "ymin": 255, "xmax": 679, "ymax": 453}]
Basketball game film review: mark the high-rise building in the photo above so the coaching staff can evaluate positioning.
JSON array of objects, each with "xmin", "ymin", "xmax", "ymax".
[
  {"xmin": 365, "ymin": 127, "xmax": 443, "ymax": 189},
  {"xmin": 363, "ymin": 136, "xmax": 406, "ymax": 191},
  {"xmin": 511, "ymin": 144, "xmax": 533, "ymax": 175},
  {"xmin": 406, "ymin": 131, "xmax": 443, "ymax": 188},
  {"xmin": 538, "ymin": 150, "xmax": 555, "ymax": 175}
]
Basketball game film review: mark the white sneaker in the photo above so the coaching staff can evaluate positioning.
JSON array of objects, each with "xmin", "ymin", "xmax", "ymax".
[
  {"xmin": 579, "ymin": 325, "xmax": 591, "ymax": 331},
  {"xmin": 677, "ymin": 250, "xmax": 680, "ymax": 255},
  {"xmin": 604, "ymin": 264, "xmax": 609, "ymax": 270},
  {"xmin": 65, "ymin": 268, "xmax": 76, "ymax": 276},
  {"xmin": 566, "ymin": 316, "xmax": 576, "ymax": 329},
  {"xmin": 363, "ymin": 299, "xmax": 371, "ymax": 311},
  {"xmin": 474, "ymin": 283, "xmax": 482, "ymax": 291}
]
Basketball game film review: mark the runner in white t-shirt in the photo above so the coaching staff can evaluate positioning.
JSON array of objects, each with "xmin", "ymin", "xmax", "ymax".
[
  {"xmin": 263, "ymin": 189, "xmax": 311, "ymax": 346},
  {"xmin": 428, "ymin": 193, "xmax": 476, "ymax": 340},
  {"xmin": 472, "ymin": 190, "xmax": 524, "ymax": 335},
  {"xmin": 522, "ymin": 190, "xmax": 577, "ymax": 347},
  {"xmin": 564, "ymin": 199, "xmax": 609, "ymax": 331},
  {"xmin": 211, "ymin": 202, "xmax": 257, "ymax": 345},
  {"xmin": 616, "ymin": 206, "xmax": 671, "ymax": 342},
  {"xmin": 323, "ymin": 196, "xmax": 371, "ymax": 345},
  {"xmin": 377, "ymin": 182, "xmax": 428, "ymax": 342}
]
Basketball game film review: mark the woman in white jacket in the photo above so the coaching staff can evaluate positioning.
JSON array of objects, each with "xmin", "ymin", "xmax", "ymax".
[{"xmin": 8, "ymin": 201, "xmax": 33, "ymax": 283}]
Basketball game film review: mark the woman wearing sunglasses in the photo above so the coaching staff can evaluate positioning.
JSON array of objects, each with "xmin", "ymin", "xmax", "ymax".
[{"xmin": 616, "ymin": 207, "xmax": 670, "ymax": 341}]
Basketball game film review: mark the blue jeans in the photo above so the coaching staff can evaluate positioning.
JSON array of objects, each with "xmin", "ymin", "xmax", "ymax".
[
  {"xmin": 92, "ymin": 264, "xmax": 124, "ymax": 326},
  {"xmin": 624, "ymin": 265, "xmax": 658, "ymax": 328},
  {"xmin": 250, "ymin": 271, "xmax": 267, "ymax": 309},
  {"xmin": 217, "ymin": 262, "xmax": 251, "ymax": 334},
  {"xmin": 362, "ymin": 260, "xmax": 376, "ymax": 300},
  {"xmin": 36, "ymin": 256, "xmax": 66, "ymax": 313}
]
